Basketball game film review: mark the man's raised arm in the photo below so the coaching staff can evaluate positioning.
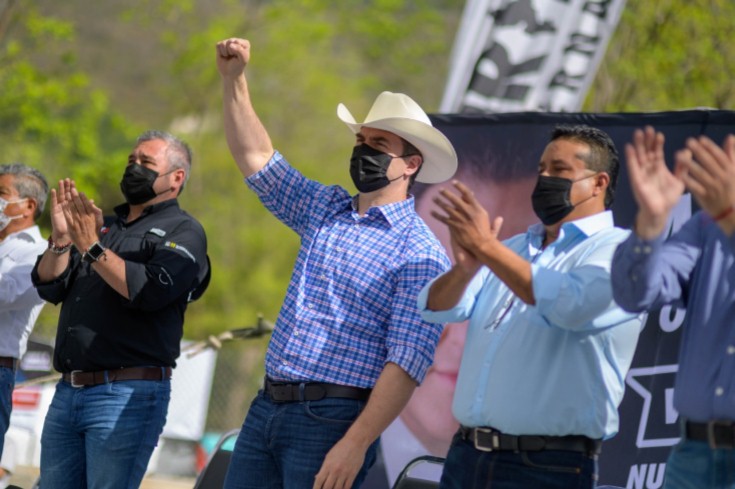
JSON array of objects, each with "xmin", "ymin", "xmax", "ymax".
[{"xmin": 216, "ymin": 38, "xmax": 274, "ymax": 178}]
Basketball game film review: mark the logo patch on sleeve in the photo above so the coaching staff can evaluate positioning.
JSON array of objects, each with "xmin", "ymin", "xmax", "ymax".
[{"xmin": 163, "ymin": 241, "xmax": 196, "ymax": 262}]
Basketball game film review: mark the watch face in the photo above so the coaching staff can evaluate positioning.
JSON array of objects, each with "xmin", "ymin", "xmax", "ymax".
[
  {"xmin": 89, "ymin": 242, "xmax": 105, "ymax": 258},
  {"xmin": 83, "ymin": 242, "xmax": 106, "ymax": 263}
]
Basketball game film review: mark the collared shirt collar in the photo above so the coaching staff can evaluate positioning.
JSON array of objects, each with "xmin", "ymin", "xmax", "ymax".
[
  {"xmin": 528, "ymin": 210, "xmax": 615, "ymax": 247},
  {"xmin": 349, "ymin": 195, "xmax": 416, "ymax": 229},
  {"xmin": 113, "ymin": 199, "xmax": 180, "ymax": 222},
  {"xmin": 0, "ymin": 224, "xmax": 43, "ymax": 246}
]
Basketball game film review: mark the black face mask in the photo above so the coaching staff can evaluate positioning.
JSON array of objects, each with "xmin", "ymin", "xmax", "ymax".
[
  {"xmin": 120, "ymin": 164, "xmax": 172, "ymax": 205},
  {"xmin": 531, "ymin": 174, "xmax": 596, "ymax": 225},
  {"xmin": 349, "ymin": 143, "xmax": 403, "ymax": 193}
]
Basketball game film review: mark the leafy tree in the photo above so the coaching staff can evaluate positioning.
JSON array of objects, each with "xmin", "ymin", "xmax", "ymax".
[
  {"xmin": 0, "ymin": 2, "xmax": 138, "ymax": 208},
  {"xmin": 0, "ymin": 2, "xmax": 140, "ymax": 337},
  {"xmin": 115, "ymin": 0, "xmax": 464, "ymax": 337},
  {"xmin": 586, "ymin": 0, "xmax": 735, "ymax": 111}
]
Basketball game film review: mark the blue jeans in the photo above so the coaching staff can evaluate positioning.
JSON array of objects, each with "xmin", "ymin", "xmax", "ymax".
[
  {"xmin": 664, "ymin": 438, "xmax": 735, "ymax": 488},
  {"xmin": 439, "ymin": 432, "xmax": 598, "ymax": 489},
  {"xmin": 0, "ymin": 367, "xmax": 14, "ymax": 457},
  {"xmin": 40, "ymin": 378, "xmax": 170, "ymax": 489},
  {"xmin": 224, "ymin": 391, "xmax": 378, "ymax": 489}
]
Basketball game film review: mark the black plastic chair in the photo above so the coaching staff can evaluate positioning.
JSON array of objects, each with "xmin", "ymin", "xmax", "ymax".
[
  {"xmin": 192, "ymin": 429, "xmax": 240, "ymax": 489},
  {"xmin": 391, "ymin": 455, "xmax": 445, "ymax": 489}
]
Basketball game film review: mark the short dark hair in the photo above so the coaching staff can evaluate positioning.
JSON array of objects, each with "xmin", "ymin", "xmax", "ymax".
[
  {"xmin": 0, "ymin": 163, "xmax": 49, "ymax": 219},
  {"xmin": 550, "ymin": 124, "xmax": 619, "ymax": 208},
  {"xmin": 136, "ymin": 130, "xmax": 192, "ymax": 194}
]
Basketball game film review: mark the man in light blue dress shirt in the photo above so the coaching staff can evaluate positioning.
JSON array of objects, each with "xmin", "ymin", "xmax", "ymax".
[
  {"xmin": 216, "ymin": 38, "xmax": 458, "ymax": 489},
  {"xmin": 419, "ymin": 125, "xmax": 644, "ymax": 489},
  {"xmin": 612, "ymin": 127, "xmax": 735, "ymax": 489}
]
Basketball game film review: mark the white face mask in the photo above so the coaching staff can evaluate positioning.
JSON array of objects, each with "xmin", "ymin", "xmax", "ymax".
[{"xmin": 0, "ymin": 197, "xmax": 27, "ymax": 232}]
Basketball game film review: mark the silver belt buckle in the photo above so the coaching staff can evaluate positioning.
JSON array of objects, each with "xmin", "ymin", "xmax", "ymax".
[
  {"xmin": 70, "ymin": 370, "xmax": 85, "ymax": 388},
  {"xmin": 473, "ymin": 427, "xmax": 500, "ymax": 452}
]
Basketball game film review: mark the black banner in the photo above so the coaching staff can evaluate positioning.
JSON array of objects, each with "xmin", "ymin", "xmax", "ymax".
[{"xmin": 366, "ymin": 110, "xmax": 735, "ymax": 489}]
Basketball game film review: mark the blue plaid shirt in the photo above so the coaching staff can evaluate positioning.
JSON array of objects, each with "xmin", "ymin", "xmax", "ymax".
[{"xmin": 246, "ymin": 151, "xmax": 450, "ymax": 388}]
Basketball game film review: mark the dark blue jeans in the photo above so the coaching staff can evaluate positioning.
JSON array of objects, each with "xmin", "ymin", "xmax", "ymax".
[
  {"xmin": 40, "ymin": 378, "xmax": 170, "ymax": 489},
  {"xmin": 223, "ymin": 391, "xmax": 379, "ymax": 489},
  {"xmin": 439, "ymin": 432, "xmax": 598, "ymax": 489},
  {"xmin": 664, "ymin": 438, "xmax": 735, "ymax": 488},
  {"xmin": 0, "ymin": 367, "xmax": 14, "ymax": 457}
]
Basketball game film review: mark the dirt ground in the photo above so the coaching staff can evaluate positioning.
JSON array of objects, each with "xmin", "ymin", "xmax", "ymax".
[{"xmin": 9, "ymin": 465, "xmax": 196, "ymax": 489}]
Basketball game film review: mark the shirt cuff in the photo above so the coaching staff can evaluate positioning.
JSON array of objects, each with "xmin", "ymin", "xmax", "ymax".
[
  {"xmin": 417, "ymin": 278, "xmax": 461, "ymax": 324},
  {"xmin": 626, "ymin": 231, "xmax": 666, "ymax": 255},
  {"xmin": 386, "ymin": 345, "xmax": 433, "ymax": 384},
  {"xmin": 245, "ymin": 150, "xmax": 286, "ymax": 193}
]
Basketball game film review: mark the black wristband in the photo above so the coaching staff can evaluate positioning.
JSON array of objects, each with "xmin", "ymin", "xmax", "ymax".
[{"xmin": 82, "ymin": 241, "xmax": 106, "ymax": 264}]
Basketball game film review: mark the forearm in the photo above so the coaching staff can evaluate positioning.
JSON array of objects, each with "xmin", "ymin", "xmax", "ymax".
[
  {"xmin": 222, "ymin": 74, "xmax": 274, "ymax": 178},
  {"xmin": 36, "ymin": 250, "xmax": 71, "ymax": 283},
  {"xmin": 475, "ymin": 239, "xmax": 534, "ymax": 304},
  {"xmin": 426, "ymin": 266, "xmax": 476, "ymax": 311},
  {"xmin": 90, "ymin": 250, "xmax": 129, "ymax": 299},
  {"xmin": 340, "ymin": 362, "xmax": 417, "ymax": 451}
]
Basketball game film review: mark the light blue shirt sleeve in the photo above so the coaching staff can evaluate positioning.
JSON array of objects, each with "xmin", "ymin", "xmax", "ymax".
[
  {"xmin": 417, "ymin": 267, "xmax": 489, "ymax": 324},
  {"xmin": 416, "ymin": 214, "xmax": 645, "ymax": 438},
  {"xmin": 532, "ymin": 232, "xmax": 634, "ymax": 331}
]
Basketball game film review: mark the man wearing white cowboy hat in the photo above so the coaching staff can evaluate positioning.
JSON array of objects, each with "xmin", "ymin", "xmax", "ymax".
[{"xmin": 216, "ymin": 37, "xmax": 457, "ymax": 489}]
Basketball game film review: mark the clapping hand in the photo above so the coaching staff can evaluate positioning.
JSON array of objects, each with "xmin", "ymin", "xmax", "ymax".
[
  {"xmin": 676, "ymin": 134, "xmax": 735, "ymax": 223},
  {"xmin": 58, "ymin": 179, "xmax": 103, "ymax": 253},
  {"xmin": 431, "ymin": 180, "xmax": 504, "ymax": 264},
  {"xmin": 625, "ymin": 126, "xmax": 686, "ymax": 239}
]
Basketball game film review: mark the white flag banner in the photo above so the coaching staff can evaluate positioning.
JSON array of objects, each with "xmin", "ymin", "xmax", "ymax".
[{"xmin": 440, "ymin": 0, "xmax": 627, "ymax": 113}]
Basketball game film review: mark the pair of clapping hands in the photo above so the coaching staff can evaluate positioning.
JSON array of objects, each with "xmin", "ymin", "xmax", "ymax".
[{"xmin": 49, "ymin": 179, "xmax": 103, "ymax": 256}]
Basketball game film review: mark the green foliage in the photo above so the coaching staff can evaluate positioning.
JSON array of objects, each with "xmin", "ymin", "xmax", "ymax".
[
  {"xmin": 4, "ymin": 0, "xmax": 731, "ymax": 434},
  {"xmin": 0, "ymin": 5, "xmax": 138, "ymax": 207},
  {"xmin": 6, "ymin": 0, "xmax": 731, "ymax": 343},
  {"xmin": 585, "ymin": 0, "xmax": 735, "ymax": 111},
  {"xmin": 112, "ymin": 0, "xmax": 464, "ymax": 340}
]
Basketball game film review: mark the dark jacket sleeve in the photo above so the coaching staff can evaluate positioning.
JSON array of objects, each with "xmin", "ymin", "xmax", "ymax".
[
  {"xmin": 124, "ymin": 217, "xmax": 209, "ymax": 311},
  {"xmin": 31, "ymin": 253, "xmax": 77, "ymax": 305}
]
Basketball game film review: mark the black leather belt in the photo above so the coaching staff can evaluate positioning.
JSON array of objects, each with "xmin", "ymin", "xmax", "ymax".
[
  {"xmin": 459, "ymin": 426, "xmax": 601, "ymax": 455},
  {"xmin": 62, "ymin": 366, "xmax": 172, "ymax": 388},
  {"xmin": 264, "ymin": 377, "xmax": 371, "ymax": 403},
  {"xmin": 686, "ymin": 420, "xmax": 735, "ymax": 449},
  {"xmin": 0, "ymin": 356, "xmax": 17, "ymax": 370}
]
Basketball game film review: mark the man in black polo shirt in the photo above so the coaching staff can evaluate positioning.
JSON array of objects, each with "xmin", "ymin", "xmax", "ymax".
[{"xmin": 32, "ymin": 130, "xmax": 210, "ymax": 489}]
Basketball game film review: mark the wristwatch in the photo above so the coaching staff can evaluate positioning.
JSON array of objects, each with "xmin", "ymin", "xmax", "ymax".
[{"xmin": 82, "ymin": 241, "xmax": 106, "ymax": 264}]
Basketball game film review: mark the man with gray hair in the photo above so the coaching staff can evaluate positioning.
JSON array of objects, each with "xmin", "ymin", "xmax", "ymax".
[
  {"xmin": 0, "ymin": 163, "xmax": 49, "ymax": 458},
  {"xmin": 32, "ymin": 131, "xmax": 210, "ymax": 489}
]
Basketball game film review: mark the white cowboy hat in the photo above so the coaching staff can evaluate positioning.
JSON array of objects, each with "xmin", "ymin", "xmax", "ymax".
[{"xmin": 337, "ymin": 91, "xmax": 458, "ymax": 184}]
